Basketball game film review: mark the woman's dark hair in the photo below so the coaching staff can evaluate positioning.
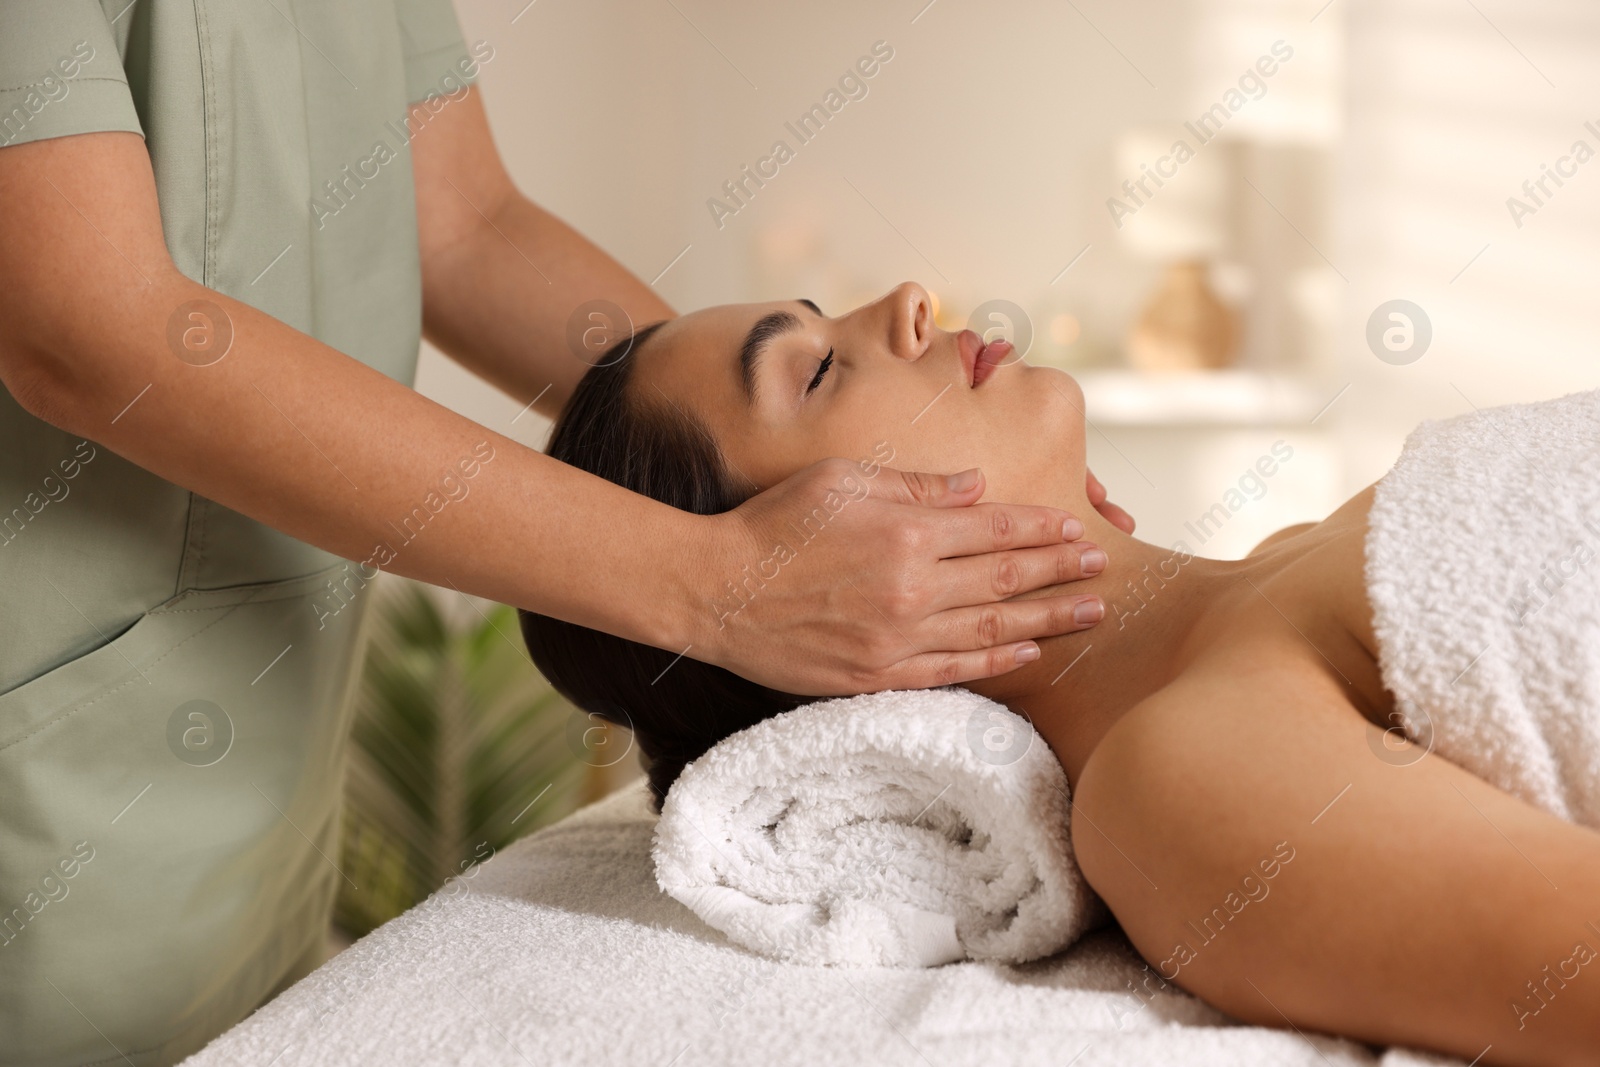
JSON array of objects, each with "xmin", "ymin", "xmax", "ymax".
[{"xmin": 518, "ymin": 323, "xmax": 807, "ymax": 811}]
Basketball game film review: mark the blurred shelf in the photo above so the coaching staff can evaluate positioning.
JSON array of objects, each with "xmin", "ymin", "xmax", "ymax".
[{"xmin": 1075, "ymin": 367, "xmax": 1330, "ymax": 428}]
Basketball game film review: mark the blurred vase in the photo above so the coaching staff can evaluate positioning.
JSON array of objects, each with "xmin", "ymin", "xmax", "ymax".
[{"xmin": 1127, "ymin": 260, "xmax": 1239, "ymax": 372}]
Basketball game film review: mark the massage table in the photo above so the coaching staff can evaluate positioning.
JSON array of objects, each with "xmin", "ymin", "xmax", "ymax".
[{"xmin": 182, "ymin": 781, "xmax": 1459, "ymax": 1066}]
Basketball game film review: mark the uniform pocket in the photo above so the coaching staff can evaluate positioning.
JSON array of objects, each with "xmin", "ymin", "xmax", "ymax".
[{"xmin": 0, "ymin": 563, "xmax": 379, "ymax": 1065}]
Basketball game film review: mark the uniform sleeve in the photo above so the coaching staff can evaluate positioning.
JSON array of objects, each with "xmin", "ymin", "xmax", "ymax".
[
  {"xmin": 0, "ymin": 0, "xmax": 142, "ymax": 150},
  {"xmin": 394, "ymin": 0, "xmax": 486, "ymax": 105}
]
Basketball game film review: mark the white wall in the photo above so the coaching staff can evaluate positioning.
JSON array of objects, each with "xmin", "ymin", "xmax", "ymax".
[{"xmin": 1332, "ymin": 0, "xmax": 1600, "ymax": 491}]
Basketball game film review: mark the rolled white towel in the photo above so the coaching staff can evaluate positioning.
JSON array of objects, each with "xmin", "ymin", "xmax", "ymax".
[{"xmin": 651, "ymin": 686, "xmax": 1103, "ymax": 968}]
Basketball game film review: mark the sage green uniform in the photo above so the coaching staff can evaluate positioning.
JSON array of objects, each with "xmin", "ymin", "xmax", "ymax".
[{"xmin": 0, "ymin": 1, "xmax": 480, "ymax": 1061}]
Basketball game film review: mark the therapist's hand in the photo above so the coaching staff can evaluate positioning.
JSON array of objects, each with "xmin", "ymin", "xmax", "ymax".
[
  {"xmin": 694, "ymin": 460, "xmax": 1107, "ymax": 695},
  {"xmin": 1087, "ymin": 468, "xmax": 1136, "ymax": 534}
]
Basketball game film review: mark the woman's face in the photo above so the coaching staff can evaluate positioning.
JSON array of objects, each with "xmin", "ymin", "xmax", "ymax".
[{"xmin": 630, "ymin": 282, "xmax": 1089, "ymax": 510}]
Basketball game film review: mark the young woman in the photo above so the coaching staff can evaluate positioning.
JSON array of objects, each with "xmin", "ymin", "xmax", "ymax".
[{"xmin": 520, "ymin": 282, "xmax": 1600, "ymax": 1065}]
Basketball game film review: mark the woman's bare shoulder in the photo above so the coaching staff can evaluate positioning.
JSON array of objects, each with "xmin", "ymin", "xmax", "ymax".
[
  {"xmin": 1073, "ymin": 481, "xmax": 1392, "ymax": 797},
  {"xmin": 1070, "ymin": 648, "xmax": 1370, "ymax": 863},
  {"xmin": 1246, "ymin": 522, "xmax": 1317, "ymax": 557},
  {"xmin": 1277, "ymin": 481, "xmax": 1386, "ymax": 684},
  {"xmin": 1247, "ymin": 481, "xmax": 1381, "ymax": 558},
  {"xmin": 1237, "ymin": 482, "xmax": 1387, "ymax": 700},
  {"xmin": 1070, "ymin": 631, "xmax": 1600, "ymax": 1063},
  {"xmin": 1132, "ymin": 510, "xmax": 1396, "ymax": 748}
]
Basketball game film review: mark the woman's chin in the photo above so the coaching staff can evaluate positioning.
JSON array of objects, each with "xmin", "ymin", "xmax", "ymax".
[
  {"xmin": 1034, "ymin": 363, "xmax": 1085, "ymax": 407},
  {"xmin": 992, "ymin": 366, "xmax": 1089, "ymax": 501}
]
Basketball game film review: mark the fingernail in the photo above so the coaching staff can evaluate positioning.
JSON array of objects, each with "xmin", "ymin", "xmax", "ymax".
[
  {"xmin": 1062, "ymin": 517, "xmax": 1084, "ymax": 541},
  {"xmin": 1073, "ymin": 599, "xmax": 1105, "ymax": 625},
  {"xmin": 1080, "ymin": 548, "xmax": 1107, "ymax": 574},
  {"xmin": 1014, "ymin": 643, "xmax": 1041, "ymax": 663},
  {"xmin": 950, "ymin": 468, "xmax": 980, "ymax": 493}
]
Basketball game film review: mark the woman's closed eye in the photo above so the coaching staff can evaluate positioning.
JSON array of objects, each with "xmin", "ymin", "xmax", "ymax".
[{"xmin": 806, "ymin": 349, "xmax": 834, "ymax": 395}]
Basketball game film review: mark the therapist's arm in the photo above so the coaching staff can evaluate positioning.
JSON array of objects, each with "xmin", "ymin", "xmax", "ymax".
[
  {"xmin": 409, "ymin": 89, "xmax": 668, "ymax": 419},
  {"xmin": 0, "ymin": 130, "xmax": 1110, "ymax": 695}
]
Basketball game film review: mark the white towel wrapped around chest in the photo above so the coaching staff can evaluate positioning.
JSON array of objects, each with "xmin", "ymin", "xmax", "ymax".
[
  {"xmin": 652, "ymin": 687, "xmax": 1103, "ymax": 968},
  {"xmin": 1365, "ymin": 388, "xmax": 1600, "ymax": 823}
]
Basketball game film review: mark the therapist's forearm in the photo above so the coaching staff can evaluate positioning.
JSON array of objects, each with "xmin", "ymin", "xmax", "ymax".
[
  {"xmin": 420, "ymin": 191, "xmax": 673, "ymax": 417},
  {"xmin": 408, "ymin": 88, "xmax": 672, "ymax": 417},
  {"xmin": 15, "ymin": 265, "xmax": 705, "ymax": 649},
  {"xmin": 0, "ymin": 131, "xmax": 708, "ymax": 650}
]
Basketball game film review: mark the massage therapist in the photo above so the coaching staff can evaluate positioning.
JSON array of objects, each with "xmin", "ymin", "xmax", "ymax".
[{"xmin": 0, "ymin": 2, "xmax": 1122, "ymax": 1062}]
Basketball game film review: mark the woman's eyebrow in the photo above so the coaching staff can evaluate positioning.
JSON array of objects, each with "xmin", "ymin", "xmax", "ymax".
[{"xmin": 737, "ymin": 309, "xmax": 803, "ymax": 406}]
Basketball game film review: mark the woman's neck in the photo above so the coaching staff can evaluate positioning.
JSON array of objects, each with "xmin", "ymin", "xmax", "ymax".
[{"xmin": 968, "ymin": 508, "xmax": 1259, "ymax": 784}]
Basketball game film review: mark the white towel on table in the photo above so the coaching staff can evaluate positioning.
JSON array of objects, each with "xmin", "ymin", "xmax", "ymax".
[
  {"xmin": 181, "ymin": 782, "xmax": 1462, "ymax": 1067},
  {"xmin": 1365, "ymin": 388, "xmax": 1600, "ymax": 824},
  {"xmin": 652, "ymin": 686, "xmax": 1103, "ymax": 968}
]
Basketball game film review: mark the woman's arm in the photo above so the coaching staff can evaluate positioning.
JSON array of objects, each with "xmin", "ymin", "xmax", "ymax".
[{"xmin": 1072, "ymin": 664, "xmax": 1600, "ymax": 1066}]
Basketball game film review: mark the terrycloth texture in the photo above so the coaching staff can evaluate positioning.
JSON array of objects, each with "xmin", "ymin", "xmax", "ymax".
[
  {"xmin": 653, "ymin": 687, "xmax": 1101, "ymax": 967},
  {"xmin": 181, "ymin": 781, "xmax": 1460, "ymax": 1067},
  {"xmin": 1366, "ymin": 389, "xmax": 1600, "ymax": 824}
]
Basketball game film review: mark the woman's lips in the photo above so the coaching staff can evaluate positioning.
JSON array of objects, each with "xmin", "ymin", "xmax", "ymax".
[
  {"xmin": 957, "ymin": 330, "xmax": 1013, "ymax": 388},
  {"xmin": 974, "ymin": 338, "xmax": 1012, "ymax": 387}
]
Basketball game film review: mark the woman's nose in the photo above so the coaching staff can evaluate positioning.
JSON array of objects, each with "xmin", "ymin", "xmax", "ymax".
[{"xmin": 883, "ymin": 282, "xmax": 933, "ymax": 362}]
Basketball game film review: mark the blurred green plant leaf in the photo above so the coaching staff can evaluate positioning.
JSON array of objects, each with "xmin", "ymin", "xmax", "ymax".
[{"xmin": 335, "ymin": 578, "xmax": 586, "ymax": 937}]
